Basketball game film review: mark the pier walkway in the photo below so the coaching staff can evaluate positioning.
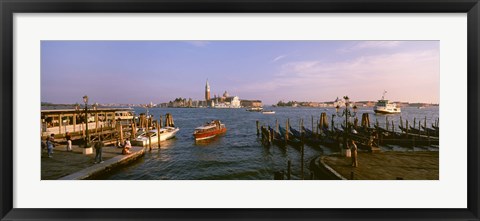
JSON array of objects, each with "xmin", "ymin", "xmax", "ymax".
[
  {"xmin": 41, "ymin": 144, "xmax": 145, "ymax": 180},
  {"xmin": 312, "ymin": 151, "xmax": 439, "ymax": 180}
]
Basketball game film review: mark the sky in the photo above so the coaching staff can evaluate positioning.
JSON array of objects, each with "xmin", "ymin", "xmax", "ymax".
[{"xmin": 41, "ymin": 40, "xmax": 439, "ymax": 105}]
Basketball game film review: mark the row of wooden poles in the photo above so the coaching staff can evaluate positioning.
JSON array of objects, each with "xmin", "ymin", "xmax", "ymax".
[
  {"xmin": 137, "ymin": 113, "xmax": 175, "ymax": 129},
  {"xmin": 255, "ymin": 113, "xmax": 439, "ymax": 179},
  {"xmin": 255, "ymin": 113, "xmax": 372, "ymax": 141},
  {"xmin": 257, "ymin": 119, "xmax": 307, "ymax": 180},
  {"xmin": 256, "ymin": 113, "xmax": 440, "ymax": 145}
]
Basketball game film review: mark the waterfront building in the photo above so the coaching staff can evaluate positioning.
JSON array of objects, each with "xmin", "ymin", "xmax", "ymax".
[
  {"xmin": 213, "ymin": 96, "xmax": 241, "ymax": 108},
  {"xmin": 241, "ymin": 100, "xmax": 263, "ymax": 108}
]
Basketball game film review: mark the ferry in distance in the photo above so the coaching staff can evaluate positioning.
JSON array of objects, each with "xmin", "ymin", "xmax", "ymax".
[{"xmin": 373, "ymin": 90, "xmax": 401, "ymax": 114}]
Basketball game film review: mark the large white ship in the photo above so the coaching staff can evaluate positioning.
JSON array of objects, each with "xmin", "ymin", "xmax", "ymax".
[{"xmin": 373, "ymin": 91, "xmax": 401, "ymax": 114}]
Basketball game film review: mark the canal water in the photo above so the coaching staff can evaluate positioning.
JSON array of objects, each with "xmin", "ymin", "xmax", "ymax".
[{"xmin": 99, "ymin": 106, "xmax": 439, "ymax": 180}]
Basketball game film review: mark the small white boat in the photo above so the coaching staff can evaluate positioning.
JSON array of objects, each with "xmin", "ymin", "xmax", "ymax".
[
  {"xmin": 373, "ymin": 91, "xmax": 401, "ymax": 114},
  {"xmin": 133, "ymin": 127, "xmax": 179, "ymax": 146},
  {"xmin": 261, "ymin": 110, "xmax": 275, "ymax": 114},
  {"xmin": 246, "ymin": 107, "xmax": 263, "ymax": 112}
]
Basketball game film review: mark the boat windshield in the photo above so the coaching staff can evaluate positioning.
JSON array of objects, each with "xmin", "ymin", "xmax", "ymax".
[{"xmin": 376, "ymin": 100, "xmax": 387, "ymax": 107}]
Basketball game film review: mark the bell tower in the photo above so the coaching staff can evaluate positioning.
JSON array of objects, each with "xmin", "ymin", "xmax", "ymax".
[{"xmin": 205, "ymin": 79, "xmax": 211, "ymax": 101}]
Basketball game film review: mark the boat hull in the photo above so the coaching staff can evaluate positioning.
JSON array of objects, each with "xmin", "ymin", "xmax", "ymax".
[
  {"xmin": 374, "ymin": 109, "xmax": 401, "ymax": 114},
  {"xmin": 194, "ymin": 128, "xmax": 227, "ymax": 140},
  {"xmin": 133, "ymin": 128, "xmax": 179, "ymax": 147}
]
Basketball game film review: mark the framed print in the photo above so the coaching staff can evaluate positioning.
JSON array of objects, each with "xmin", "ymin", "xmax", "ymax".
[{"xmin": 1, "ymin": 0, "xmax": 479, "ymax": 220}]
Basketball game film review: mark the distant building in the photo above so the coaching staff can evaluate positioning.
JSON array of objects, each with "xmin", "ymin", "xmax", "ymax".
[{"xmin": 241, "ymin": 100, "xmax": 262, "ymax": 108}]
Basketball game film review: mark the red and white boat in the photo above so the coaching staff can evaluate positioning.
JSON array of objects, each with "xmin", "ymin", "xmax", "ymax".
[{"xmin": 193, "ymin": 120, "xmax": 227, "ymax": 141}]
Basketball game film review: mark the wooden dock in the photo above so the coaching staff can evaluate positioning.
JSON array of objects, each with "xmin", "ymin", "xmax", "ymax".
[
  {"xmin": 58, "ymin": 146, "xmax": 145, "ymax": 180},
  {"xmin": 316, "ymin": 151, "xmax": 439, "ymax": 180}
]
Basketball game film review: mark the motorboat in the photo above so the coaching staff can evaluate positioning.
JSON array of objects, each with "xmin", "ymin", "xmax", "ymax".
[
  {"xmin": 134, "ymin": 126, "xmax": 179, "ymax": 146},
  {"xmin": 246, "ymin": 107, "xmax": 263, "ymax": 112},
  {"xmin": 193, "ymin": 120, "xmax": 227, "ymax": 141},
  {"xmin": 262, "ymin": 110, "xmax": 275, "ymax": 114},
  {"xmin": 373, "ymin": 91, "xmax": 401, "ymax": 114}
]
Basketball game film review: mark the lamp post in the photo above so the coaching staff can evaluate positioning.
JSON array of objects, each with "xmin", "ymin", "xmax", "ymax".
[
  {"xmin": 83, "ymin": 95, "xmax": 90, "ymax": 147},
  {"xmin": 335, "ymin": 96, "xmax": 358, "ymax": 149}
]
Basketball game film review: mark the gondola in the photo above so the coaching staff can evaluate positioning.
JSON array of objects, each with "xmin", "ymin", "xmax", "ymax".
[
  {"xmin": 278, "ymin": 126, "xmax": 303, "ymax": 149},
  {"xmin": 268, "ymin": 126, "xmax": 287, "ymax": 149},
  {"xmin": 289, "ymin": 126, "xmax": 321, "ymax": 148},
  {"xmin": 421, "ymin": 125, "xmax": 439, "ymax": 137},
  {"xmin": 396, "ymin": 126, "xmax": 439, "ymax": 146},
  {"xmin": 303, "ymin": 127, "xmax": 338, "ymax": 149}
]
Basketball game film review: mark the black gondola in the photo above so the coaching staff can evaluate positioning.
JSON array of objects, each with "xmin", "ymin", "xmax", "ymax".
[
  {"xmin": 289, "ymin": 126, "xmax": 321, "ymax": 148},
  {"xmin": 278, "ymin": 126, "xmax": 303, "ymax": 149},
  {"xmin": 268, "ymin": 126, "xmax": 287, "ymax": 149}
]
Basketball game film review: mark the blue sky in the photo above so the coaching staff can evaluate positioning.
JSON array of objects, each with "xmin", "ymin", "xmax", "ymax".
[{"xmin": 41, "ymin": 41, "xmax": 439, "ymax": 105}]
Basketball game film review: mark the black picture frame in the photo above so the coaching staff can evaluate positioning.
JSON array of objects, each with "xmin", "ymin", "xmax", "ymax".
[{"xmin": 1, "ymin": 0, "xmax": 479, "ymax": 220}]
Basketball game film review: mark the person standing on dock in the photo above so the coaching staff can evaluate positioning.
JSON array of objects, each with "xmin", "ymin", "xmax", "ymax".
[
  {"xmin": 351, "ymin": 140, "xmax": 358, "ymax": 167},
  {"xmin": 94, "ymin": 137, "xmax": 104, "ymax": 164},
  {"xmin": 46, "ymin": 134, "xmax": 54, "ymax": 158},
  {"xmin": 65, "ymin": 132, "xmax": 72, "ymax": 152}
]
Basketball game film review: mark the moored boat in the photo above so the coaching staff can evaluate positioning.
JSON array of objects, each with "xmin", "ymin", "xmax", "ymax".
[
  {"xmin": 373, "ymin": 91, "xmax": 401, "ymax": 114},
  {"xmin": 193, "ymin": 120, "xmax": 227, "ymax": 141},
  {"xmin": 261, "ymin": 110, "xmax": 275, "ymax": 114},
  {"xmin": 134, "ymin": 126, "xmax": 180, "ymax": 146},
  {"xmin": 246, "ymin": 107, "xmax": 263, "ymax": 112}
]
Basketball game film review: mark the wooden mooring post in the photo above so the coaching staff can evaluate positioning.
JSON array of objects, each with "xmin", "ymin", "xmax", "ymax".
[
  {"xmin": 300, "ymin": 118, "xmax": 304, "ymax": 180},
  {"xmin": 301, "ymin": 144, "xmax": 304, "ymax": 180},
  {"xmin": 276, "ymin": 119, "xmax": 279, "ymax": 134},
  {"xmin": 425, "ymin": 116, "xmax": 430, "ymax": 145},
  {"xmin": 131, "ymin": 123, "xmax": 135, "ymax": 139},
  {"xmin": 319, "ymin": 114, "xmax": 324, "ymax": 130},
  {"xmin": 148, "ymin": 134, "xmax": 152, "ymax": 151},
  {"xmin": 159, "ymin": 115, "xmax": 163, "ymax": 129},
  {"xmin": 157, "ymin": 120, "xmax": 161, "ymax": 150},
  {"xmin": 287, "ymin": 160, "xmax": 291, "ymax": 180},
  {"xmin": 285, "ymin": 118, "xmax": 290, "ymax": 142},
  {"xmin": 274, "ymin": 171, "xmax": 284, "ymax": 180},
  {"xmin": 119, "ymin": 123, "xmax": 124, "ymax": 143},
  {"xmin": 256, "ymin": 120, "xmax": 260, "ymax": 136},
  {"xmin": 269, "ymin": 129, "xmax": 273, "ymax": 145}
]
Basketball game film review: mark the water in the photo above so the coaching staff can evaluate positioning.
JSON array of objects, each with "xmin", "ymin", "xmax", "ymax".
[{"xmin": 99, "ymin": 106, "xmax": 439, "ymax": 180}]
